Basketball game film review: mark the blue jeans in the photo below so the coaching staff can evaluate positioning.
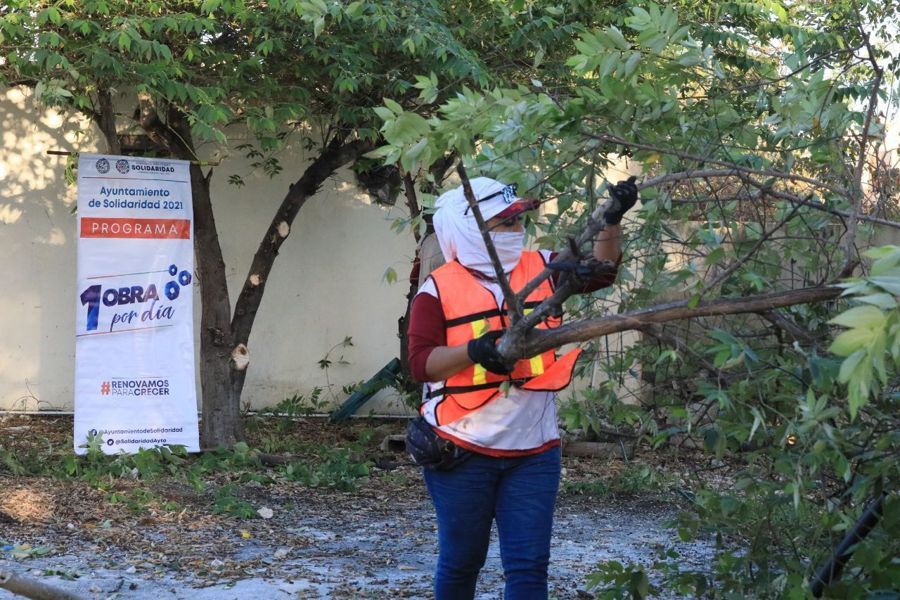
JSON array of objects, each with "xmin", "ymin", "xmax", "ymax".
[{"xmin": 423, "ymin": 446, "xmax": 562, "ymax": 600}]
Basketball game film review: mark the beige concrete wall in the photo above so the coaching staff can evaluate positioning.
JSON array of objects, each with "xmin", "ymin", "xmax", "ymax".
[
  {"xmin": 0, "ymin": 88, "xmax": 418, "ymax": 413},
  {"xmin": 1, "ymin": 88, "xmax": 88, "ymax": 411}
]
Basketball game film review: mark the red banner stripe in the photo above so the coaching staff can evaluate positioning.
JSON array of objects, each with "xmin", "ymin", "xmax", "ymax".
[{"xmin": 80, "ymin": 218, "xmax": 191, "ymax": 239}]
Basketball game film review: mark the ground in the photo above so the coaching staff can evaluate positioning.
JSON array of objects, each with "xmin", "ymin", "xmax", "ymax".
[{"xmin": 0, "ymin": 415, "xmax": 718, "ymax": 599}]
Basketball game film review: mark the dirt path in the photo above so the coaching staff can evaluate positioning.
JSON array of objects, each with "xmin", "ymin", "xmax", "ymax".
[{"xmin": 1, "ymin": 481, "xmax": 710, "ymax": 599}]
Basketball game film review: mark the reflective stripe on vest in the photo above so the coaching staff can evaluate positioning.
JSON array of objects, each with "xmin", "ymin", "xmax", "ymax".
[{"xmin": 428, "ymin": 251, "xmax": 579, "ymax": 426}]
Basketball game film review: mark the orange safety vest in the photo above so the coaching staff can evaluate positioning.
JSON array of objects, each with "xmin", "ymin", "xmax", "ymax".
[{"xmin": 426, "ymin": 251, "xmax": 581, "ymax": 426}]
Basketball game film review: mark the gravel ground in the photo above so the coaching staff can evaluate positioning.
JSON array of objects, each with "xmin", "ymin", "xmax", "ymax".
[
  {"xmin": 0, "ymin": 415, "xmax": 716, "ymax": 599},
  {"xmin": 0, "ymin": 486, "xmax": 712, "ymax": 599}
]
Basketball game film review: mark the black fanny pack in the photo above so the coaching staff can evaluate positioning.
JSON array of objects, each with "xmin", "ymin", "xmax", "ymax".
[{"xmin": 405, "ymin": 416, "xmax": 472, "ymax": 471}]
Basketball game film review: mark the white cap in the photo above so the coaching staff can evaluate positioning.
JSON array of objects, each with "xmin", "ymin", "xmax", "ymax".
[{"xmin": 434, "ymin": 177, "xmax": 534, "ymax": 222}]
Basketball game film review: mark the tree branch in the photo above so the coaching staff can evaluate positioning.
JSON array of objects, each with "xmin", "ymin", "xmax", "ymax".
[
  {"xmin": 511, "ymin": 285, "xmax": 841, "ymax": 359},
  {"xmin": 402, "ymin": 172, "xmax": 421, "ymax": 243},
  {"xmin": 841, "ymin": 19, "xmax": 884, "ymax": 272},
  {"xmin": 0, "ymin": 569, "xmax": 85, "ymax": 600},
  {"xmin": 582, "ymin": 130, "xmax": 852, "ymax": 200},
  {"xmin": 230, "ymin": 137, "xmax": 375, "ymax": 344},
  {"xmin": 634, "ymin": 168, "xmax": 900, "ymax": 230},
  {"xmin": 691, "ymin": 182, "xmax": 900, "ymax": 230}
]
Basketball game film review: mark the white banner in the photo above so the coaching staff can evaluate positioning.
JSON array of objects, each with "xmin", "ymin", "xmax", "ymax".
[{"xmin": 74, "ymin": 154, "xmax": 200, "ymax": 454}]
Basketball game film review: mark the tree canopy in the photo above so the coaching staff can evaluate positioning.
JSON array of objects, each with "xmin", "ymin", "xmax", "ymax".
[{"xmin": 374, "ymin": 0, "xmax": 900, "ymax": 595}]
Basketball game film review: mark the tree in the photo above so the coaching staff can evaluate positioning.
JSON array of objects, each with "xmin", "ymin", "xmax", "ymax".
[
  {"xmin": 0, "ymin": 0, "xmax": 506, "ymax": 447},
  {"xmin": 377, "ymin": 0, "xmax": 897, "ymax": 381},
  {"xmin": 375, "ymin": 0, "xmax": 900, "ymax": 594}
]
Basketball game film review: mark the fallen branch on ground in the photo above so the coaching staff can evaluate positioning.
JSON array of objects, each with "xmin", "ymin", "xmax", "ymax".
[{"xmin": 0, "ymin": 569, "xmax": 85, "ymax": 600}]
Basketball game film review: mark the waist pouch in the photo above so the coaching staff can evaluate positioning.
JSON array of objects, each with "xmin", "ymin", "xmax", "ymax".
[{"xmin": 405, "ymin": 416, "xmax": 472, "ymax": 471}]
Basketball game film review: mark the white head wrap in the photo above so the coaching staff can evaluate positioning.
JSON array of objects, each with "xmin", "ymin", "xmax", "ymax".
[{"xmin": 432, "ymin": 177, "xmax": 531, "ymax": 275}]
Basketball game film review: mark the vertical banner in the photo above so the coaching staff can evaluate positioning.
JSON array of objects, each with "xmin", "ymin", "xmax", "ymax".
[{"xmin": 74, "ymin": 154, "xmax": 200, "ymax": 454}]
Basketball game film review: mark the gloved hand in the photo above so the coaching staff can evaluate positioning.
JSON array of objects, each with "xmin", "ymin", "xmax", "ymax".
[
  {"xmin": 547, "ymin": 258, "xmax": 618, "ymax": 280},
  {"xmin": 467, "ymin": 330, "xmax": 513, "ymax": 375},
  {"xmin": 603, "ymin": 175, "xmax": 639, "ymax": 225}
]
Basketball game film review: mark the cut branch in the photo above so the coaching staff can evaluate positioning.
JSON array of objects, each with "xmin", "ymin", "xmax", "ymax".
[
  {"xmin": 509, "ymin": 285, "xmax": 841, "ymax": 359},
  {"xmin": 510, "ymin": 188, "xmax": 616, "ymax": 331}
]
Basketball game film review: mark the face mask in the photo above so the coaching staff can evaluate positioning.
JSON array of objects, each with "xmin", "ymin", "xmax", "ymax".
[
  {"xmin": 488, "ymin": 231, "xmax": 525, "ymax": 273},
  {"xmin": 451, "ymin": 225, "xmax": 524, "ymax": 276}
]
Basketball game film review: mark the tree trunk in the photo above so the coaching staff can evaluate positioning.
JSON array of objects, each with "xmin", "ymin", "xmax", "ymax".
[
  {"xmin": 138, "ymin": 104, "xmax": 243, "ymax": 449},
  {"xmin": 190, "ymin": 164, "xmax": 243, "ymax": 449},
  {"xmin": 100, "ymin": 96, "xmax": 382, "ymax": 448}
]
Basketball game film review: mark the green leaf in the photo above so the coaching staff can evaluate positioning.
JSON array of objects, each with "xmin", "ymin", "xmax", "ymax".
[
  {"xmin": 748, "ymin": 407, "xmax": 763, "ymax": 442},
  {"xmin": 345, "ymin": 1, "xmax": 364, "ymax": 17},
  {"xmin": 868, "ymin": 276, "xmax": 900, "ymax": 295},
  {"xmin": 606, "ymin": 26, "xmax": 630, "ymax": 51},
  {"xmin": 855, "ymin": 293, "xmax": 897, "ymax": 310},
  {"xmin": 623, "ymin": 52, "xmax": 641, "ymax": 78},
  {"xmin": 837, "ymin": 349, "xmax": 866, "ymax": 383},
  {"xmin": 373, "ymin": 106, "xmax": 394, "ymax": 122},
  {"xmin": 201, "ymin": 0, "xmax": 221, "ymax": 13},
  {"xmin": 829, "ymin": 306, "xmax": 886, "ymax": 330},
  {"xmin": 829, "ymin": 328, "xmax": 875, "ymax": 356},
  {"xmin": 868, "ymin": 246, "xmax": 900, "ymax": 275},
  {"xmin": 313, "ymin": 16, "xmax": 325, "ymax": 38},
  {"xmin": 383, "ymin": 98, "xmax": 403, "ymax": 115}
]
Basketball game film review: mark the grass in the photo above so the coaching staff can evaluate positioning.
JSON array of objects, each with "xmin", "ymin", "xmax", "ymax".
[
  {"xmin": 563, "ymin": 463, "xmax": 674, "ymax": 497},
  {"xmin": 0, "ymin": 414, "xmax": 400, "ymax": 520}
]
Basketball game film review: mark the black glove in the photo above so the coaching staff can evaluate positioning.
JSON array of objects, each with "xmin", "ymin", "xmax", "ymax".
[
  {"xmin": 467, "ymin": 330, "xmax": 512, "ymax": 375},
  {"xmin": 547, "ymin": 258, "xmax": 618, "ymax": 280},
  {"xmin": 603, "ymin": 175, "xmax": 639, "ymax": 225}
]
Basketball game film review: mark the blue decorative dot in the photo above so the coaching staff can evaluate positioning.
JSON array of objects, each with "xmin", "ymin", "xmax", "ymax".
[
  {"xmin": 165, "ymin": 281, "xmax": 180, "ymax": 300},
  {"xmin": 169, "ymin": 264, "xmax": 178, "ymax": 276},
  {"xmin": 178, "ymin": 270, "xmax": 192, "ymax": 286}
]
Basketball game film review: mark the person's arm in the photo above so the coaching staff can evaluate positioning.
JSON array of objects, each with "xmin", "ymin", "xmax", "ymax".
[
  {"xmin": 593, "ymin": 223, "xmax": 622, "ymax": 263},
  {"xmin": 547, "ymin": 220, "xmax": 623, "ymax": 293},
  {"xmin": 424, "ymin": 345, "xmax": 473, "ymax": 382},
  {"xmin": 408, "ymin": 293, "xmax": 475, "ymax": 383},
  {"xmin": 408, "ymin": 291, "xmax": 509, "ymax": 382}
]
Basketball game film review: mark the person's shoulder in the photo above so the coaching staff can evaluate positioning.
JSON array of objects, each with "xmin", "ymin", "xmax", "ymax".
[
  {"xmin": 430, "ymin": 259, "xmax": 465, "ymax": 279},
  {"xmin": 416, "ymin": 277, "xmax": 438, "ymax": 298}
]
